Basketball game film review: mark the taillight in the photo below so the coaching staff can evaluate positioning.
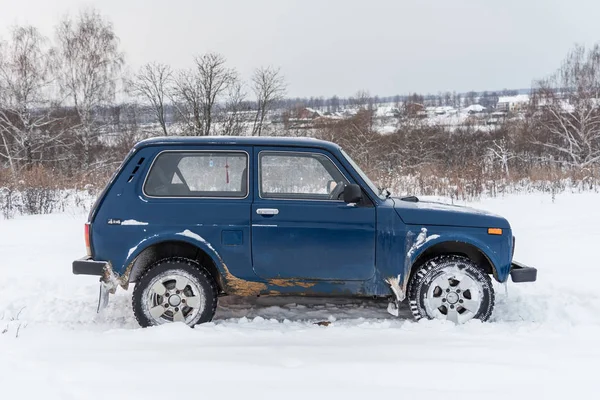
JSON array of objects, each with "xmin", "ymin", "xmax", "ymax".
[{"xmin": 84, "ymin": 223, "xmax": 91, "ymax": 256}]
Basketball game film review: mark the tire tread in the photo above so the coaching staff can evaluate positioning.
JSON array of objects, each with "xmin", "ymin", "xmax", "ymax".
[
  {"xmin": 132, "ymin": 257, "xmax": 218, "ymax": 327},
  {"xmin": 407, "ymin": 255, "xmax": 495, "ymax": 322}
]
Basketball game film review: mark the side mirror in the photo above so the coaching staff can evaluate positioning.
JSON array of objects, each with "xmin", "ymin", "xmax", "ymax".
[{"xmin": 343, "ymin": 184, "xmax": 362, "ymax": 203}]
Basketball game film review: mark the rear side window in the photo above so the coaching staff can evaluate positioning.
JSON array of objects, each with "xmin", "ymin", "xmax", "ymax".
[{"xmin": 144, "ymin": 151, "xmax": 248, "ymax": 198}]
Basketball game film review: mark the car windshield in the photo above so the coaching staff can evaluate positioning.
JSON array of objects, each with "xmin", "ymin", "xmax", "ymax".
[{"xmin": 340, "ymin": 149, "xmax": 387, "ymax": 200}]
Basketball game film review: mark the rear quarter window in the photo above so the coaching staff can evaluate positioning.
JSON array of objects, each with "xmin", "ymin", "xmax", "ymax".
[{"xmin": 144, "ymin": 151, "xmax": 248, "ymax": 198}]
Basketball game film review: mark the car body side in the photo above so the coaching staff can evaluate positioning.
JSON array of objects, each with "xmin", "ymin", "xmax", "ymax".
[{"xmin": 88, "ymin": 137, "xmax": 514, "ymax": 298}]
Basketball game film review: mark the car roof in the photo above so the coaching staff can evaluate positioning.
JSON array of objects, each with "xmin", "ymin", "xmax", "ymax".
[{"xmin": 134, "ymin": 136, "xmax": 341, "ymax": 152}]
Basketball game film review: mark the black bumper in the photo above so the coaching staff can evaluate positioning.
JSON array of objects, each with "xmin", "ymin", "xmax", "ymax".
[
  {"xmin": 510, "ymin": 261, "xmax": 537, "ymax": 283},
  {"xmin": 72, "ymin": 256, "xmax": 108, "ymax": 276}
]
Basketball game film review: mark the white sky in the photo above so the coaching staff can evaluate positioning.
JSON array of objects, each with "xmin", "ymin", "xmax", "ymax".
[{"xmin": 1, "ymin": 0, "xmax": 598, "ymax": 98}]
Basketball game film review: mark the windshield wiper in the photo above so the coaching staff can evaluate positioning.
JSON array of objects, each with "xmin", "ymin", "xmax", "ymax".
[{"xmin": 400, "ymin": 195, "xmax": 419, "ymax": 202}]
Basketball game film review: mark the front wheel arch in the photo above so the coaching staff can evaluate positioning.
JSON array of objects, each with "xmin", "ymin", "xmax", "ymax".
[{"xmin": 411, "ymin": 240, "xmax": 497, "ymax": 281}]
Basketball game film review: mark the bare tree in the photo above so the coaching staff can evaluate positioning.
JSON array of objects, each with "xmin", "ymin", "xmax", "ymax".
[
  {"xmin": 170, "ymin": 69, "xmax": 203, "ymax": 135},
  {"xmin": 385, "ymin": 119, "xmax": 442, "ymax": 174},
  {"xmin": 486, "ymin": 139, "xmax": 519, "ymax": 178},
  {"xmin": 171, "ymin": 53, "xmax": 236, "ymax": 136},
  {"xmin": 219, "ymin": 82, "xmax": 247, "ymax": 136},
  {"xmin": 349, "ymin": 90, "xmax": 372, "ymax": 110},
  {"xmin": 316, "ymin": 109, "xmax": 380, "ymax": 171},
  {"xmin": 0, "ymin": 26, "xmax": 60, "ymax": 175},
  {"xmin": 532, "ymin": 44, "xmax": 600, "ymax": 169},
  {"xmin": 251, "ymin": 66, "xmax": 286, "ymax": 136},
  {"xmin": 465, "ymin": 91, "xmax": 477, "ymax": 107},
  {"xmin": 195, "ymin": 53, "xmax": 236, "ymax": 136},
  {"xmin": 128, "ymin": 62, "xmax": 172, "ymax": 135},
  {"xmin": 54, "ymin": 9, "xmax": 124, "ymax": 166}
]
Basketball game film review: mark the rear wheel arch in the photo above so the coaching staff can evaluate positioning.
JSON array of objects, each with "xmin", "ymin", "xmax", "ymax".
[
  {"xmin": 411, "ymin": 240, "xmax": 497, "ymax": 280},
  {"xmin": 128, "ymin": 240, "xmax": 224, "ymax": 293}
]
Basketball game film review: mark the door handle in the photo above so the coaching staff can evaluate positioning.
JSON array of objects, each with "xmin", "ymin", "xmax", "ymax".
[{"xmin": 256, "ymin": 208, "xmax": 279, "ymax": 216}]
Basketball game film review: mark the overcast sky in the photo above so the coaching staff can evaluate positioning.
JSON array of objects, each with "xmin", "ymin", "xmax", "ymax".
[{"xmin": 1, "ymin": 0, "xmax": 598, "ymax": 98}]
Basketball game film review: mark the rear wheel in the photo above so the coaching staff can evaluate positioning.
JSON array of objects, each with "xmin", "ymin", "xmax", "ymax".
[
  {"xmin": 133, "ymin": 257, "xmax": 218, "ymax": 327},
  {"xmin": 408, "ymin": 255, "xmax": 494, "ymax": 323}
]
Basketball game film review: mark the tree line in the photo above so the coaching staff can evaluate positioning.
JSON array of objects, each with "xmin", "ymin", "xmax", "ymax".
[
  {"xmin": 1, "ymin": 8, "xmax": 600, "ymax": 217},
  {"xmin": 310, "ymin": 44, "xmax": 600, "ymax": 199},
  {"xmin": 0, "ymin": 9, "xmax": 287, "ymax": 178}
]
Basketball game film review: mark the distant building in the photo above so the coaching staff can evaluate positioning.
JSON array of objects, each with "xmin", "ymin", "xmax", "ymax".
[
  {"xmin": 404, "ymin": 102, "xmax": 427, "ymax": 118},
  {"xmin": 297, "ymin": 107, "xmax": 323, "ymax": 120},
  {"xmin": 464, "ymin": 104, "xmax": 486, "ymax": 114},
  {"xmin": 426, "ymin": 106, "xmax": 455, "ymax": 116},
  {"xmin": 496, "ymin": 94, "xmax": 530, "ymax": 112}
]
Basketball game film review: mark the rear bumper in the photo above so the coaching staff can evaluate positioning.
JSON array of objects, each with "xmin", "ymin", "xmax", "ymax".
[
  {"xmin": 72, "ymin": 256, "xmax": 108, "ymax": 276},
  {"xmin": 510, "ymin": 261, "xmax": 537, "ymax": 283}
]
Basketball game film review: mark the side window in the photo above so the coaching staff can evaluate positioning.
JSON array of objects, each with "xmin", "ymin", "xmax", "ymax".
[
  {"xmin": 259, "ymin": 152, "xmax": 348, "ymax": 200},
  {"xmin": 144, "ymin": 151, "xmax": 248, "ymax": 197}
]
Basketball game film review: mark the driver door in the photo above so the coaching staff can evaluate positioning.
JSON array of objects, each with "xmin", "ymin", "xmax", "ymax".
[{"xmin": 251, "ymin": 147, "xmax": 376, "ymax": 281}]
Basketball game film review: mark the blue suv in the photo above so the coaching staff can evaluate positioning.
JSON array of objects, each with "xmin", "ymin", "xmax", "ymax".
[{"xmin": 73, "ymin": 136, "xmax": 536, "ymax": 327}]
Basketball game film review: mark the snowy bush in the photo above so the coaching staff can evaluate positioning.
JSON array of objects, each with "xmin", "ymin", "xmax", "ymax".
[{"xmin": 0, "ymin": 167, "xmax": 99, "ymax": 219}]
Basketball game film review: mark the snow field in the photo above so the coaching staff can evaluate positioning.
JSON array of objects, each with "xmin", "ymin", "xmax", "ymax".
[{"xmin": 1, "ymin": 193, "xmax": 599, "ymax": 399}]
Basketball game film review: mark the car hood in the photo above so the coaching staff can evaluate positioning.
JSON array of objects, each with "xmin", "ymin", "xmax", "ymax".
[{"xmin": 392, "ymin": 198, "xmax": 510, "ymax": 229}]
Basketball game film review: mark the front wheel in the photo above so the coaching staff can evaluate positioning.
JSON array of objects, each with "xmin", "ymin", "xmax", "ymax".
[
  {"xmin": 132, "ymin": 257, "xmax": 218, "ymax": 327},
  {"xmin": 408, "ymin": 255, "xmax": 495, "ymax": 324}
]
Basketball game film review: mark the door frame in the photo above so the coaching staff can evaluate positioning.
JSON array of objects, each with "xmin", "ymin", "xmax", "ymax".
[{"xmin": 250, "ymin": 145, "xmax": 377, "ymax": 282}]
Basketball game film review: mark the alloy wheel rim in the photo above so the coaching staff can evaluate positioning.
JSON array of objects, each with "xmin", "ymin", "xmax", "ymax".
[
  {"xmin": 424, "ymin": 265, "xmax": 483, "ymax": 324},
  {"xmin": 142, "ymin": 271, "xmax": 205, "ymax": 325}
]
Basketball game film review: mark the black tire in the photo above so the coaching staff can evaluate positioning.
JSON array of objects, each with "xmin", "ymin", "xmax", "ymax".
[
  {"xmin": 132, "ymin": 257, "xmax": 218, "ymax": 328},
  {"xmin": 407, "ymin": 255, "xmax": 495, "ymax": 323}
]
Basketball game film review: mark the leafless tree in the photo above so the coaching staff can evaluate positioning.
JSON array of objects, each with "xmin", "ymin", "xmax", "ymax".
[
  {"xmin": 220, "ymin": 82, "xmax": 248, "ymax": 136},
  {"xmin": 195, "ymin": 53, "xmax": 236, "ymax": 136},
  {"xmin": 251, "ymin": 66, "xmax": 286, "ymax": 136},
  {"xmin": 0, "ymin": 26, "xmax": 62, "ymax": 175},
  {"xmin": 385, "ymin": 119, "xmax": 442, "ymax": 174},
  {"xmin": 54, "ymin": 9, "xmax": 124, "ymax": 166},
  {"xmin": 316, "ymin": 109, "xmax": 380, "ymax": 171},
  {"xmin": 170, "ymin": 69, "xmax": 203, "ymax": 135},
  {"xmin": 486, "ymin": 139, "xmax": 519, "ymax": 178},
  {"xmin": 128, "ymin": 62, "xmax": 172, "ymax": 135},
  {"xmin": 171, "ymin": 53, "xmax": 236, "ymax": 136},
  {"xmin": 532, "ymin": 44, "xmax": 600, "ymax": 169},
  {"xmin": 349, "ymin": 90, "xmax": 372, "ymax": 110},
  {"xmin": 465, "ymin": 91, "xmax": 477, "ymax": 106}
]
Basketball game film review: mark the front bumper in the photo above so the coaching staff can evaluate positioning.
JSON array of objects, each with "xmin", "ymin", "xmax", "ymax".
[
  {"xmin": 72, "ymin": 256, "xmax": 108, "ymax": 276},
  {"xmin": 510, "ymin": 261, "xmax": 537, "ymax": 283}
]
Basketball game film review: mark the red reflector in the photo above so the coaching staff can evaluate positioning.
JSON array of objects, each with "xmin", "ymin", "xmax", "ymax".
[{"xmin": 84, "ymin": 223, "xmax": 91, "ymax": 255}]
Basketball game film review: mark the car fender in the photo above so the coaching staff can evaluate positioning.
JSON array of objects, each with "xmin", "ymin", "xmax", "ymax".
[
  {"xmin": 407, "ymin": 231, "xmax": 505, "ymax": 281},
  {"xmin": 122, "ymin": 229, "xmax": 225, "ymax": 276},
  {"xmin": 121, "ymin": 229, "xmax": 268, "ymax": 296}
]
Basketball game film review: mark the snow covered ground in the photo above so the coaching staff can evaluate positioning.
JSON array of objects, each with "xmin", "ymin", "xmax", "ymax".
[{"xmin": 1, "ymin": 193, "xmax": 599, "ymax": 399}]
